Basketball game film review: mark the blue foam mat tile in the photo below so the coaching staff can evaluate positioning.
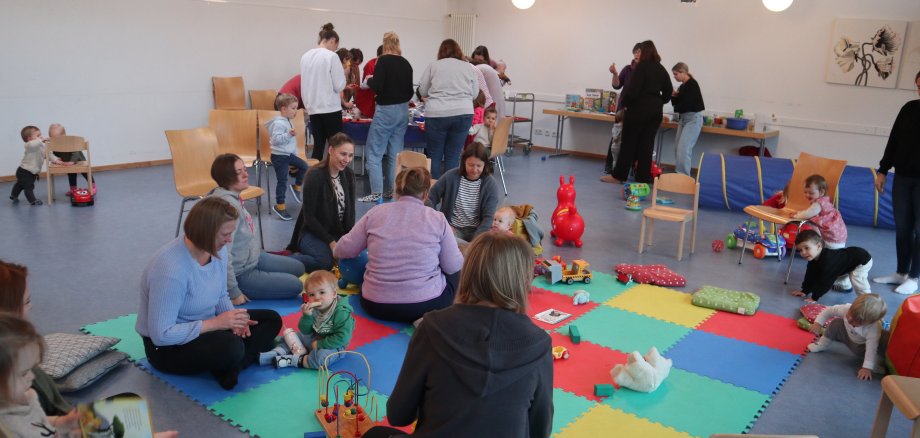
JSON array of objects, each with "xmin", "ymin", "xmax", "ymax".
[
  {"xmin": 346, "ymin": 294, "xmax": 409, "ymax": 331},
  {"xmin": 665, "ymin": 330, "xmax": 801, "ymax": 395},
  {"xmin": 136, "ymin": 358, "xmax": 297, "ymax": 406},
  {"xmin": 239, "ymin": 297, "xmax": 303, "ymax": 317},
  {"xmin": 353, "ymin": 332, "xmax": 412, "ymax": 396}
]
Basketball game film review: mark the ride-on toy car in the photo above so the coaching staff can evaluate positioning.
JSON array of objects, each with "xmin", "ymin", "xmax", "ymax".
[{"xmin": 725, "ymin": 220, "xmax": 786, "ymax": 259}]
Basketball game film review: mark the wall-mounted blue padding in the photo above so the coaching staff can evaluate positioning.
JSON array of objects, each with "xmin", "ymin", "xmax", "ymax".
[{"xmin": 696, "ymin": 153, "xmax": 894, "ymax": 229}]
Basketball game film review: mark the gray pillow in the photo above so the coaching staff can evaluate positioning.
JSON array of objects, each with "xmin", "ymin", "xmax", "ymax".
[
  {"xmin": 55, "ymin": 351, "xmax": 128, "ymax": 393},
  {"xmin": 39, "ymin": 333, "xmax": 120, "ymax": 379}
]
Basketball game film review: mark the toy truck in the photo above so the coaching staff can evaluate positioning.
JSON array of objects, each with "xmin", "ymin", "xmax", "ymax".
[{"xmin": 543, "ymin": 258, "xmax": 593, "ymax": 285}]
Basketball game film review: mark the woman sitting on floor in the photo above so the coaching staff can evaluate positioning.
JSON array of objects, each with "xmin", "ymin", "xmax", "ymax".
[
  {"xmin": 334, "ymin": 167, "xmax": 463, "ymax": 323},
  {"xmin": 363, "ymin": 232, "xmax": 553, "ymax": 438},
  {"xmin": 428, "ymin": 142, "xmax": 501, "ymax": 244},
  {"xmin": 208, "ymin": 153, "xmax": 305, "ymax": 304},
  {"xmin": 136, "ymin": 197, "xmax": 282, "ymax": 390},
  {"xmin": 287, "ymin": 133, "xmax": 356, "ymax": 272}
]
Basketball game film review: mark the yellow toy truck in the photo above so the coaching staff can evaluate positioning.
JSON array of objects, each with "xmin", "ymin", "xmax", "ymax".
[{"xmin": 543, "ymin": 257, "xmax": 593, "ymax": 285}]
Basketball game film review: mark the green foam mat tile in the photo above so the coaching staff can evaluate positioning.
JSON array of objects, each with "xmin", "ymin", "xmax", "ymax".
[
  {"xmin": 559, "ymin": 306, "xmax": 692, "ymax": 354},
  {"xmin": 532, "ymin": 271, "xmax": 632, "ymax": 303},
  {"xmin": 551, "ymin": 388, "xmax": 596, "ymax": 436},
  {"xmin": 604, "ymin": 368, "xmax": 770, "ymax": 438},
  {"xmin": 82, "ymin": 313, "xmax": 146, "ymax": 361}
]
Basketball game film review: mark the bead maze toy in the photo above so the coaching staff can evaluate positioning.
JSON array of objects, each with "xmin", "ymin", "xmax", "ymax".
[
  {"xmin": 550, "ymin": 175, "xmax": 585, "ymax": 247},
  {"xmin": 315, "ymin": 351, "xmax": 379, "ymax": 438}
]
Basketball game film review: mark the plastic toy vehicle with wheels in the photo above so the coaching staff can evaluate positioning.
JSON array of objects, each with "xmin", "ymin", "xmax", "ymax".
[
  {"xmin": 552, "ymin": 346, "xmax": 570, "ymax": 360},
  {"xmin": 725, "ymin": 221, "xmax": 786, "ymax": 259}
]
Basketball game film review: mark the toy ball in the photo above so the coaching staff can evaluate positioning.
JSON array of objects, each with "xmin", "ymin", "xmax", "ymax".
[
  {"xmin": 573, "ymin": 290, "xmax": 590, "ymax": 305},
  {"xmin": 338, "ymin": 249, "xmax": 368, "ymax": 289},
  {"xmin": 712, "ymin": 239, "xmax": 724, "ymax": 252}
]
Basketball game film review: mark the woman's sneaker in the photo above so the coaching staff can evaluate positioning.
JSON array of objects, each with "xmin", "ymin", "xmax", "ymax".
[
  {"xmin": 272, "ymin": 205, "xmax": 292, "ymax": 221},
  {"xmin": 359, "ymin": 193, "xmax": 380, "ymax": 203}
]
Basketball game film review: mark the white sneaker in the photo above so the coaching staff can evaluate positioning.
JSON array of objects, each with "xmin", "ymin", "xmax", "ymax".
[
  {"xmin": 873, "ymin": 273, "xmax": 908, "ymax": 285},
  {"xmin": 894, "ymin": 278, "xmax": 919, "ymax": 295},
  {"xmin": 832, "ymin": 278, "xmax": 853, "ymax": 292},
  {"xmin": 808, "ymin": 337, "xmax": 831, "ymax": 352}
]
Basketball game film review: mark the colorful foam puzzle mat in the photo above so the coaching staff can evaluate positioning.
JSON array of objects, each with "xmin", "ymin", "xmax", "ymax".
[{"xmin": 83, "ymin": 277, "xmax": 814, "ymax": 437}]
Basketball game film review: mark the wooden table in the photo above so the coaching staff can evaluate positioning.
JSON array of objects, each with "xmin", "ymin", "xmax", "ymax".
[
  {"xmin": 656, "ymin": 121, "xmax": 780, "ymax": 164},
  {"xmin": 542, "ymin": 108, "xmax": 618, "ymax": 158}
]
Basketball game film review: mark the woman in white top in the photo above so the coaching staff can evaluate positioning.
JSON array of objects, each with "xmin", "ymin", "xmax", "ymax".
[
  {"xmin": 301, "ymin": 23, "xmax": 349, "ymax": 160},
  {"xmin": 417, "ymin": 39, "xmax": 478, "ymax": 179}
]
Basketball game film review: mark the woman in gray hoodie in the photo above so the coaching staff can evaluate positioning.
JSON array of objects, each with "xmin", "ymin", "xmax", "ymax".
[{"xmin": 208, "ymin": 154, "xmax": 304, "ymax": 304}]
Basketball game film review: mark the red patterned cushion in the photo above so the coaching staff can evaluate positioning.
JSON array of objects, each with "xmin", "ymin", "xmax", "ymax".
[
  {"xmin": 800, "ymin": 303, "xmax": 837, "ymax": 326},
  {"xmin": 614, "ymin": 264, "xmax": 686, "ymax": 287}
]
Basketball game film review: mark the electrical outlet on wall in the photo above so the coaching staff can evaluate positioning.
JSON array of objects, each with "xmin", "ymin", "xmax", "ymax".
[
  {"xmin": 535, "ymin": 128, "xmax": 543, "ymax": 135},
  {"xmin": 550, "ymin": 131, "xmax": 557, "ymax": 138}
]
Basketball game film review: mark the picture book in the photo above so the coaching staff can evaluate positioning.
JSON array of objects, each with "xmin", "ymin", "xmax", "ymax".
[
  {"xmin": 534, "ymin": 308, "xmax": 572, "ymax": 325},
  {"xmin": 585, "ymin": 88, "xmax": 603, "ymax": 112},
  {"xmin": 79, "ymin": 393, "xmax": 155, "ymax": 438},
  {"xmin": 602, "ymin": 90, "xmax": 618, "ymax": 113},
  {"xmin": 565, "ymin": 94, "xmax": 583, "ymax": 110}
]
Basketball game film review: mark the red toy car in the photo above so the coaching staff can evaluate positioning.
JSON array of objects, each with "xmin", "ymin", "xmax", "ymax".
[{"xmin": 70, "ymin": 188, "xmax": 94, "ymax": 207}]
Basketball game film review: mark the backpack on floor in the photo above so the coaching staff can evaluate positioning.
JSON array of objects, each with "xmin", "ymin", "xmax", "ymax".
[{"xmin": 886, "ymin": 294, "xmax": 920, "ymax": 376}]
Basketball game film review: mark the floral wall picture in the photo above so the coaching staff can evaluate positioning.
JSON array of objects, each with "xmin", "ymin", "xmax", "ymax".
[
  {"xmin": 897, "ymin": 22, "xmax": 920, "ymax": 91},
  {"xmin": 826, "ymin": 18, "xmax": 907, "ymax": 88}
]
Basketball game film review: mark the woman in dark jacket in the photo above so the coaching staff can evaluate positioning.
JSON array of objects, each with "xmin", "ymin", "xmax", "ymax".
[
  {"xmin": 287, "ymin": 133, "xmax": 356, "ymax": 272},
  {"xmin": 610, "ymin": 40, "xmax": 673, "ymax": 184}
]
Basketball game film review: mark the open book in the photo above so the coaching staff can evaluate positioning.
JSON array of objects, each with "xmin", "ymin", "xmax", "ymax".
[{"xmin": 78, "ymin": 393, "xmax": 155, "ymax": 438}]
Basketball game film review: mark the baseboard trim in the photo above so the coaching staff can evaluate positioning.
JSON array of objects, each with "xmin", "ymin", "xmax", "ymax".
[{"xmin": 0, "ymin": 159, "xmax": 172, "ymax": 182}]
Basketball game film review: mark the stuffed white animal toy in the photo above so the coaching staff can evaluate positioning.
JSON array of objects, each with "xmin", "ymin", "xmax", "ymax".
[
  {"xmin": 572, "ymin": 290, "xmax": 590, "ymax": 305},
  {"xmin": 610, "ymin": 346, "xmax": 672, "ymax": 393}
]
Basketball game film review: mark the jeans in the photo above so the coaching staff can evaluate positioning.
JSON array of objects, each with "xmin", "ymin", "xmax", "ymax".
[
  {"xmin": 360, "ymin": 271, "xmax": 460, "ymax": 323},
  {"xmin": 270, "ymin": 153, "xmax": 308, "ymax": 204},
  {"xmin": 425, "ymin": 114, "xmax": 473, "ymax": 178},
  {"xmin": 11, "ymin": 167, "xmax": 38, "ymax": 203},
  {"xmin": 674, "ymin": 112, "xmax": 703, "ymax": 176},
  {"xmin": 236, "ymin": 252, "xmax": 305, "ymax": 299},
  {"xmin": 309, "ymin": 111, "xmax": 343, "ymax": 160},
  {"xmin": 893, "ymin": 174, "xmax": 920, "ymax": 277},
  {"xmin": 366, "ymin": 102, "xmax": 409, "ymax": 194},
  {"xmin": 291, "ymin": 231, "xmax": 334, "ymax": 272}
]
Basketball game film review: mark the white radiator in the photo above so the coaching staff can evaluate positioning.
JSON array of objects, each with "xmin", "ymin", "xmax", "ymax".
[{"xmin": 449, "ymin": 13, "xmax": 477, "ymax": 57}]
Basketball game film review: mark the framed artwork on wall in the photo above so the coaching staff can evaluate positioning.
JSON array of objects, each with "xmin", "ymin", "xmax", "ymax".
[
  {"xmin": 826, "ymin": 18, "xmax": 906, "ymax": 88},
  {"xmin": 897, "ymin": 21, "xmax": 920, "ymax": 91}
]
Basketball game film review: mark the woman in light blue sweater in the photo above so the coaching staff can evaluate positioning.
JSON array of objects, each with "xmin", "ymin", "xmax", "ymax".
[
  {"xmin": 417, "ymin": 39, "xmax": 478, "ymax": 179},
  {"xmin": 208, "ymin": 154, "xmax": 304, "ymax": 304},
  {"xmin": 136, "ymin": 197, "xmax": 281, "ymax": 390}
]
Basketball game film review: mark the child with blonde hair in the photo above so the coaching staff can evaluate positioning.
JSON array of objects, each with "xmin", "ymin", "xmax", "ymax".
[
  {"xmin": 787, "ymin": 174, "xmax": 851, "ymax": 289},
  {"xmin": 263, "ymin": 270, "xmax": 355, "ymax": 369},
  {"xmin": 807, "ymin": 293, "xmax": 888, "ymax": 380},
  {"xmin": 48, "ymin": 123, "xmax": 96, "ymax": 196},
  {"xmin": 268, "ymin": 93, "xmax": 309, "ymax": 221},
  {"xmin": 10, "ymin": 126, "xmax": 69, "ymax": 205},
  {"xmin": 490, "ymin": 205, "xmax": 516, "ymax": 234}
]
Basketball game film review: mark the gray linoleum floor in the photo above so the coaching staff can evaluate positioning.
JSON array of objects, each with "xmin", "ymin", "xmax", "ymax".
[{"xmin": 0, "ymin": 149, "xmax": 911, "ymax": 437}]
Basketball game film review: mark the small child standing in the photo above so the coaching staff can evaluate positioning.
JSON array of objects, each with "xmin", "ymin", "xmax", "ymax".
[
  {"xmin": 788, "ymin": 174, "xmax": 851, "ymax": 289},
  {"xmin": 262, "ymin": 270, "xmax": 354, "ymax": 369},
  {"xmin": 10, "ymin": 126, "xmax": 69, "ymax": 205},
  {"xmin": 268, "ymin": 93, "xmax": 309, "ymax": 221},
  {"xmin": 48, "ymin": 123, "xmax": 96, "ymax": 196},
  {"xmin": 491, "ymin": 206, "xmax": 516, "ymax": 234},
  {"xmin": 792, "ymin": 230, "xmax": 872, "ymax": 302},
  {"xmin": 470, "ymin": 107, "xmax": 497, "ymax": 156},
  {"xmin": 808, "ymin": 293, "xmax": 888, "ymax": 380}
]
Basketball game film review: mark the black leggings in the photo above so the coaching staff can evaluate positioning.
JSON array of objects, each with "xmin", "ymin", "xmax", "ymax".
[
  {"xmin": 893, "ymin": 174, "xmax": 920, "ymax": 278},
  {"xmin": 612, "ymin": 115, "xmax": 661, "ymax": 184},
  {"xmin": 10, "ymin": 167, "xmax": 38, "ymax": 202},
  {"xmin": 143, "ymin": 309, "xmax": 281, "ymax": 383},
  {"xmin": 67, "ymin": 173, "xmax": 93, "ymax": 187},
  {"xmin": 360, "ymin": 272, "xmax": 460, "ymax": 323},
  {"xmin": 309, "ymin": 111, "xmax": 343, "ymax": 160}
]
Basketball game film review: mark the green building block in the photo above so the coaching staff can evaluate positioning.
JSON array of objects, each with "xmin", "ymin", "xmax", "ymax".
[
  {"xmin": 594, "ymin": 384, "xmax": 614, "ymax": 397},
  {"xmin": 569, "ymin": 325, "xmax": 581, "ymax": 344}
]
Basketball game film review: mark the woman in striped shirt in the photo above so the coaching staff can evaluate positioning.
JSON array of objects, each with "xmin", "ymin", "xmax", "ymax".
[{"xmin": 429, "ymin": 142, "xmax": 501, "ymax": 244}]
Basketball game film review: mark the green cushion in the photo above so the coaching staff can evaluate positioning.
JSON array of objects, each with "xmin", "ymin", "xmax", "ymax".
[{"xmin": 691, "ymin": 286, "xmax": 760, "ymax": 316}]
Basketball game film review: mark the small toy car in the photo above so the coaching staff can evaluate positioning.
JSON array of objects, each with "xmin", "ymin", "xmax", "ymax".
[
  {"xmin": 552, "ymin": 346, "xmax": 570, "ymax": 360},
  {"xmin": 70, "ymin": 187, "xmax": 94, "ymax": 207},
  {"xmin": 725, "ymin": 220, "xmax": 786, "ymax": 259}
]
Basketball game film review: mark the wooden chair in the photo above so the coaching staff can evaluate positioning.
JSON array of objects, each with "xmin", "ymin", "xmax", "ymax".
[
  {"xmin": 249, "ymin": 89, "xmax": 277, "ymax": 110},
  {"xmin": 395, "ymin": 150, "xmax": 434, "ymax": 188},
  {"xmin": 45, "ymin": 135, "xmax": 92, "ymax": 205},
  {"xmin": 165, "ymin": 128, "xmax": 265, "ymax": 244},
  {"xmin": 638, "ymin": 173, "xmax": 700, "ymax": 261},
  {"xmin": 255, "ymin": 110, "xmax": 317, "ymax": 204},
  {"xmin": 488, "ymin": 116, "xmax": 513, "ymax": 196},
  {"xmin": 739, "ymin": 152, "xmax": 847, "ymax": 283},
  {"xmin": 871, "ymin": 375, "xmax": 920, "ymax": 438},
  {"xmin": 212, "ymin": 76, "xmax": 246, "ymax": 110},
  {"xmin": 209, "ymin": 109, "xmax": 259, "ymax": 168}
]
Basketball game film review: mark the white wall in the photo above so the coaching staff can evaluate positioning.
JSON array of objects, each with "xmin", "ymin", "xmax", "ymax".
[
  {"xmin": 0, "ymin": 0, "xmax": 449, "ymax": 175},
  {"xmin": 452, "ymin": 0, "xmax": 919, "ymax": 168}
]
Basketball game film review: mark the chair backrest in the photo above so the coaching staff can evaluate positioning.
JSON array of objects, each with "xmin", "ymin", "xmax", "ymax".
[
  {"xmin": 250, "ymin": 89, "xmax": 278, "ymax": 110},
  {"xmin": 164, "ymin": 128, "xmax": 219, "ymax": 197},
  {"xmin": 212, "ymin": 76, "xmax": 246, "ymax": 110},
  {"xmin": 651, "ymin": 173, "xmax": 700, "ymax": 215},
  {"xmin": 47, "ymin": 135, "xmax": 89, "ymax": 154},
  {"xmin": 396, "ymin": 150, "xmax": 432, "ymax": 175},
  {"xmin": 784, "ymin": 152, "xmax": 848, "ymax": 211},
  {"xmin": 489, "ymin": 116, "xmax": 513, "ymax": 159},
  {"xmin": 209, "ymin": 109, "xmax": 259, "ymax": 162}
]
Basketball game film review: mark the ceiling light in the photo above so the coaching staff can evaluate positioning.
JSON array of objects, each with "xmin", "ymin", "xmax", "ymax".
[
  {"xmin": 762, "ymin": 0, "xmax": 793, "ymax": 12},
  {"xmin": 512, "ymin": 0, "xmax": 535, "ymax": 10}
]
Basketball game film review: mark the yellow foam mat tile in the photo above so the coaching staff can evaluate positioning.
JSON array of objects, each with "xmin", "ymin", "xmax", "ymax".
[
  {"xmin": 556, "ymin": 404, "xmax": 693, "ymax": 438},
  {"xmin": 605, "ymin": 284, "xmax": 715, "ymax": 328}
]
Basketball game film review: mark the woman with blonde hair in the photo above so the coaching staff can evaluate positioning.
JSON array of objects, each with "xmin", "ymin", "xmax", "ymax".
[
  {"xmin": 670, "ymin": 61, "xmax": 705, "ymax": 176},
  {"xmin": 335, "ymin": 167, "xmax": 463, "ymax": 323},
  {"xmin": 364, "ymin": 232, "xmax": 553, "ymax": 438},
  {"xmin": 360, "ymin": 31, "xmax": 415, "ymax": 202}
]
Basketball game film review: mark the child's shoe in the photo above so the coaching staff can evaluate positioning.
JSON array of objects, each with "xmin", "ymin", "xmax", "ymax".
[
  {"xmin": 359, "ymin": 193, "xmax": 380, "ymax": 203},
  {"xmin": 272, "ymin": 204, "xmax": 292, "ymax": 221},
  {"xmin": 289, "ymin": 185, "xmax": 302, "ymax": 204},
  {"xmin": 9, "ymin": 196, "xmax": 19, "ymax": 204},
  {"xmin": 895, "ymin": 278, "xmax": 919, "ymax": 295},
  {"xmin": 383, "ymin": 192, "xmax": 394, "ymax": 200},
  {"xmin": 807, "ymin": 337, "xmax": 832, "ymax": 352},
  {"xmin": 273, "ymin": 354, "xmax": 301, "ymax": 368},
  {"xmin": 832, "ymin": 277, "xmax": 853, "ymax": 292},
  {"xmin": 66, "ymin": 186, "xmax": 77, "ymax": 197},
  {"xmin": 30, "ymin": 200, "xmax": 43, "ymax": 206},
  {"xmin": 873, "ymin": 273, "xmax": 907, "ymax": 285}
]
